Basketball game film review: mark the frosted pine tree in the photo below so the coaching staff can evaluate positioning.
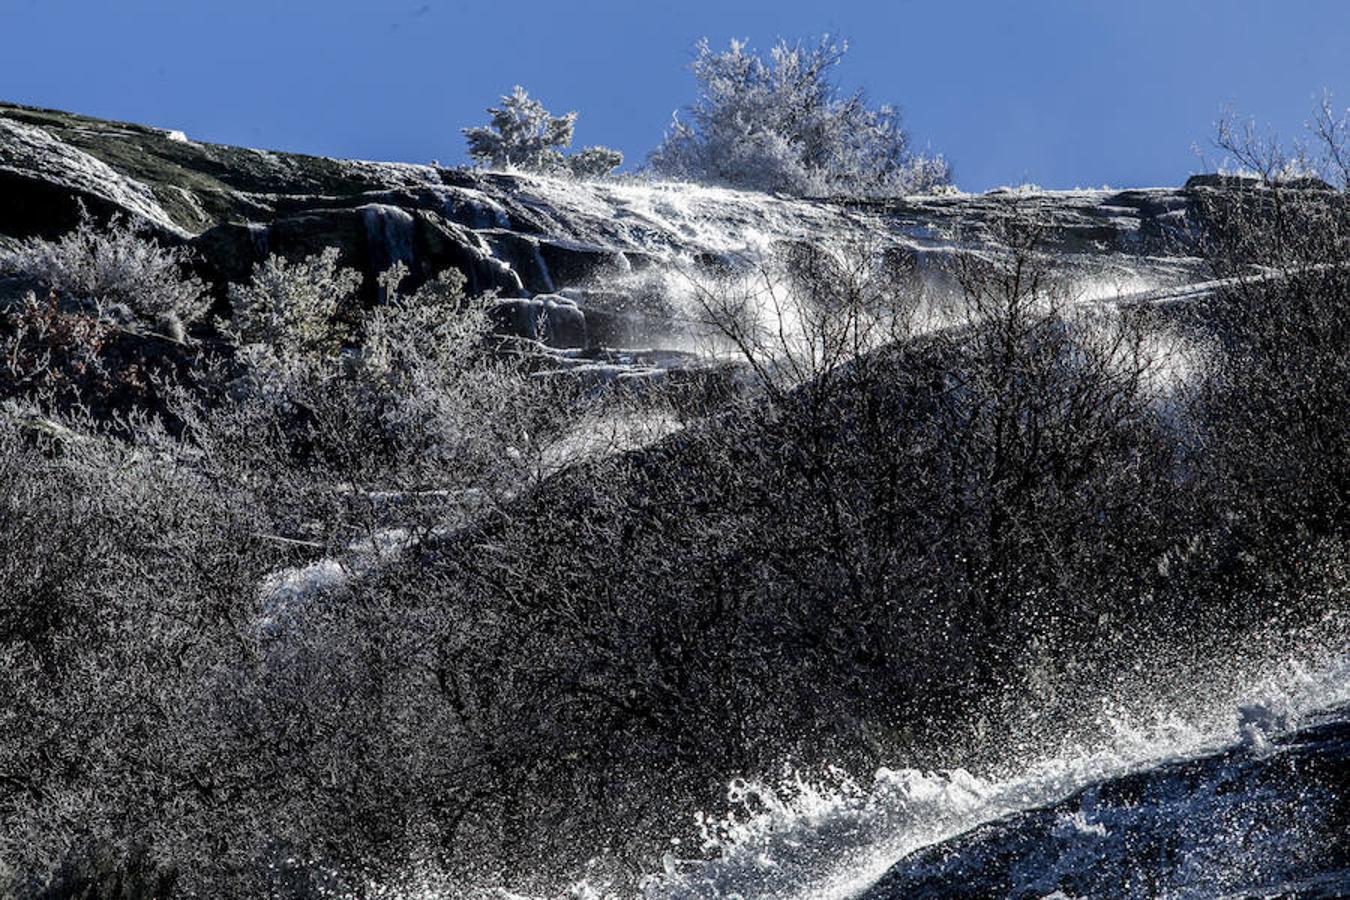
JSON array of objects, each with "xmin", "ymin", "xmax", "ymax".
[{"xmin": 464, "ymin": 86, "xmax": 622, "ymax": 177}]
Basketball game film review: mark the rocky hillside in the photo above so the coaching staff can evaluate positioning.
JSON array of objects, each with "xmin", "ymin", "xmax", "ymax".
[{"xmin": 1, "ymin": 101, "xmax": 1217, "ymax": 355}]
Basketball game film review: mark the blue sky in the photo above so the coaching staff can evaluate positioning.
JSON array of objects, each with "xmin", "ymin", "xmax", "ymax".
[{"xmin": 1, "ymin": 0, "xmax": 1346, "ymax": 191}]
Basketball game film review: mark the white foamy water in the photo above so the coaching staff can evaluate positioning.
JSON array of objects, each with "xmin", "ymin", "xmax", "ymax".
[
  {"xmin": 637, "ymin": 633, "xmax": 1348, "ymax": 900},
  {"xmin": 507, "ymin": 174, "xmax": 875, "ymax": 261},
  {"xmin": 240, "ymin": 176, "xmax": 1335, "ymax": 900}
]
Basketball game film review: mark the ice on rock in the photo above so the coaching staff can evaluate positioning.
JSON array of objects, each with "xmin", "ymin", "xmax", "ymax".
[{"xmin": 360, "ymin": 203, "xmax": 418, "ymax": 276}]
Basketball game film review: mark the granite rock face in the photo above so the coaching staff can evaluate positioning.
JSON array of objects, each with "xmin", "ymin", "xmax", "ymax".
[{"xmin": 0, "ymin": 101, "xmax": 1221, "ymax": 349}]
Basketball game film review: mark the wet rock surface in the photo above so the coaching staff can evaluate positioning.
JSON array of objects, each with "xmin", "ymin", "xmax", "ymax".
[{"xmin": 861, "ymin": 710, "xmax": 1350, "ymax": 900}]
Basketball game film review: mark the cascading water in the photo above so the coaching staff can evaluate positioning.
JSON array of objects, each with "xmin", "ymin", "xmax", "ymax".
[
  {"xmin": 638, "ymin": 620, "xmax": 1348, "ymax": 900},
  {"xmin": 4, "ymin": 102, "xmax": 1345, "ymax": 900}
]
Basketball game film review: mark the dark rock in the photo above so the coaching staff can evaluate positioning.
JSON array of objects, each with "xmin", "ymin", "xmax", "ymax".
[
  {"xmin": 621, "ymin": 250, "xmax": 663, "ymax": 272},
  {"xmin": 536, "ymin": 238, "xmax": 630, "ymax": 289},
  {"xmin": 483, "ymin": 229, "xmax": 556, "ymax": 294},
  {"xmin": 1185, "ymin": 172, "xmax": 1336, "ymax": 192},
  {"xmin": 558, "ymin": 285, "xmax": 696, "ymax": 348},
  {"xmin": 580, "ymin": 307, "xmax": 650, "ymax": 348},
  {"xmin": 1186, "ymin": 173, "xmax": 1264, "ymax": 190},
  {"xmin": 0, "ymin": 116, "xmax": 188, "ymax": 240},
  {"xmin": 414, "ymin": 211, "xmax": 524, "ymax": 298},
  {"xmin": 440, "ymin": 188, "xmax": 512, "ymax": 230},
  {"xmin": 489, "ymin": 294, "xmax": 588, "ymax": 348},
  {"xmin": 191, "ymin": 206, "xmax": 523, "ymax": 306},
  {"xmin": 0, "ymin": 100, "xmax": 1227, "ymax": 335},
  {"xmin": 860, "ymin": 715, "xmax": 1350, "ymax": 900},
  {"xmin": 191, "ymin": 220, "xmax": 271, "ymax": 291}
]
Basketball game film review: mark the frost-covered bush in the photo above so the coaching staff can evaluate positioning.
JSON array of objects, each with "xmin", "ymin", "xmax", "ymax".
[
  {"xmin": 359, "ymin": 264, "xmax": 483, "ymax": 383},
  {"xmin": 0, "ymin": 214, "xmax": 200, "ymax": 421},
  {"xmin": 222, "ymin": 247, "xmax": 361, "ymax": 360},
  {"xmin": 0, "ymin": 211, "xmax": 208, "ymax": 325},
  {"xmin": 219, "ymin": 253, "xmax": 564, "ymax": 516},
  {"xmin": 463, "ymin": 85, "xmax": 623, "ymax": 178},
  {"xmin": 649, "ymin": 36, "xmax": 950, "ymax": 197},
  {"xmin": 565, "ymin": 145, "xmax": 626, "ymax": 179}
]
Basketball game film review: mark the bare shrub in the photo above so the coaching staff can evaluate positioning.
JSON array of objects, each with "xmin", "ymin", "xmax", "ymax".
[
  {"xmin": 0, "ymin": 289, "xmax": 192, "ymax": 422},
  {"xmin": 0, "ymin": 290, "xmax": 117, "ymax": 403},
  {"xmin": 1188, "ymin": 101, "xmax": 1350, "ymax": 556}
]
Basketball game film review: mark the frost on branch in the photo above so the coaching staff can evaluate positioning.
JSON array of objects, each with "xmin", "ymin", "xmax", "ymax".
[{"xmin": 221, "ymin": 247, "xmax": 360, "ymax": 360}]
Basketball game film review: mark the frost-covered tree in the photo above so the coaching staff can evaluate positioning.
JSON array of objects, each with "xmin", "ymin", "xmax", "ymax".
[
  {"xmin": 463, "ymin": 86, "xmax": 623, "ymax": 178},
  {"xmin": 649, "ymin": 36, "xmax": 950, "ymax": 197},
  {"xmin": 464, "ymin": 86, "xmax": 576, "ymax": 171},
  {"xmin": 565, "ymin": 145, "xmax": 625, "ymax": 178}
]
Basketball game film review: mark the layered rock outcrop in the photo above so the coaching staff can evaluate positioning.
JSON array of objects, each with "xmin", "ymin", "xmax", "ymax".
[{"xmin": 1, "ymin": 101, "xmax": 1222, "ymax": 355}]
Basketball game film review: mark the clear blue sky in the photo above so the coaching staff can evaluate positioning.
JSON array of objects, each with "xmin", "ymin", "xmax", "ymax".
[{"xmin": 2, "ymin": 0, "xmax": 1346, "ymax": 191}]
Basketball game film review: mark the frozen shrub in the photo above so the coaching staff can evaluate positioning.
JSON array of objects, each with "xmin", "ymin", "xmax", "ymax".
[
  {"xmin": 565, "ymin": 145, "xmax": 626, "ymax": 179},
  {"xmin": 216, "ymin": 255, "xmax": 563, "ymax": 530},
  {"xmin": 222, "ymin": 247, "xmax": 361, "ymax": 360},
  {"xmin": 0, "ymin": 290, "xmax": 117, "ymax": 405},
  {"xmin": 360, "ymin": 264, "xmax": 484, "ymax": 384},
  {"xmin": 463, "ymin": 85, "xmax": 623, "ymax": 178},
  {"xmin": 649, "ymin": 36, "xmax": 950, "ymax": 196},
  {"xmin": 0, "ymin": 210, "xmax": 208, "ymax": 325}
]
